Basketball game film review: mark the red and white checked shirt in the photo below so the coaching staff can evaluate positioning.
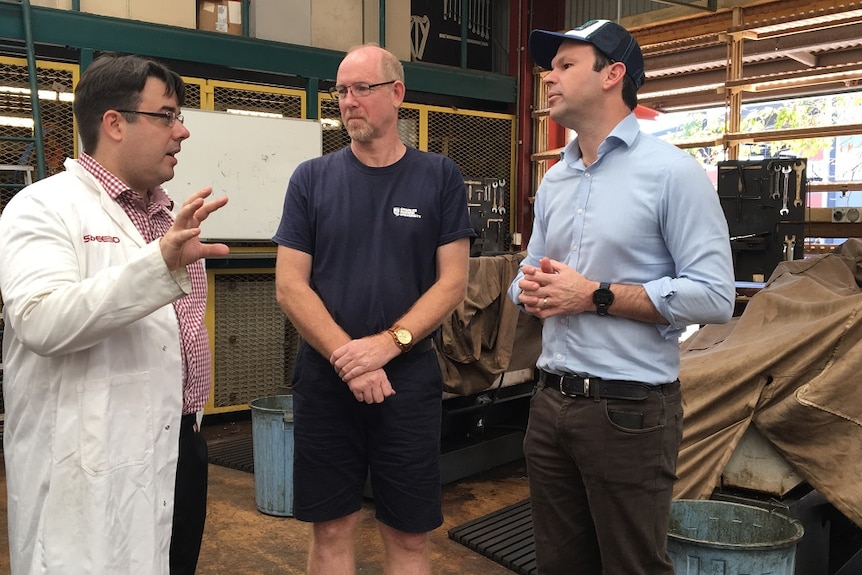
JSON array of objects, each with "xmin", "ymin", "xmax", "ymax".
[{"xmin": 78, "ymin": 153, "xmax": 211, "ymax": 414}]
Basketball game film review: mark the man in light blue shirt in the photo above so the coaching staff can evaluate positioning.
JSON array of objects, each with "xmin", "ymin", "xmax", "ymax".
[{"xmin": 508, "ymin": 20, "xmax": 734, "ymax": 575}]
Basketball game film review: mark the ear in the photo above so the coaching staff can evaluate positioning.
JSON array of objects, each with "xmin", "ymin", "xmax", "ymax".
[
  {"xmin": 391, "ymin": 80, "xmax": 406, "ymax": 107},
  {"xmin": 100, "ymin": 109, "xmax": 125, "ymax": 145},
  {"xmin": 604, "ymin": 62, "xmax": 627, "ymax": 90}
]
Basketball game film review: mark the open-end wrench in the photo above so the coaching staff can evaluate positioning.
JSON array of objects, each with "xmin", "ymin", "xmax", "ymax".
[
  {"xmin": 491, "ymin": 180, "xmax": 499, "ymax": 213},
  {"xmin": 779, "ymin": 164, "xmax": 791, "ymax": 216},
  {"xmin": 769, "ymin": 162, "xmax": 781, "ymax": 199},
  {"xmin": 792, "ymin": 159, "xmax": 806, "ymax": 207},
  {"xmin": 784, "ymin": 234, "xmax": 796, "ymax": 261}
]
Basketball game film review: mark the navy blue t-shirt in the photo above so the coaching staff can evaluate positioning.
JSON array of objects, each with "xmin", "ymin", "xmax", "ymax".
[{"xmin": 273, "ymin": 146, "xmax": 474, "ymax": 341}]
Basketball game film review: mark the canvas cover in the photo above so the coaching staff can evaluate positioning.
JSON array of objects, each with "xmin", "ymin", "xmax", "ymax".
[
  {"xmin": 437, "ymin": 252, "xmax": 542, "ymax": 396},
  {"xmin": 675, "ymin": 239, "xmax": 862, "ymax": 528}
]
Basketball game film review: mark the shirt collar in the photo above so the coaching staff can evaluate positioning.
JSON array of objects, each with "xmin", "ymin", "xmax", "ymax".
[
  {"xmin": 562, "ymin": 112, "xmax": 640, "ymax": 167},
  {"xmin": 77, "ymin": 152, "xmax": 173, "ymax": 209}
]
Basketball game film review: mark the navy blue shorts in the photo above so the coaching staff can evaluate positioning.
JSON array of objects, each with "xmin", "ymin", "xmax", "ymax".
[{"xmin": 291, "ymin": 342, "xmax": 443, "ymax": 533}]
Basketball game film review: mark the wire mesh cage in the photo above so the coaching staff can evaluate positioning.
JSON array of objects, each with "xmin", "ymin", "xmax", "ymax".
[
  {"xmin": 210, "ymin": 81, "xmax": 304, "ymax": 118},
  {"xmin": 0, "ymin": 57, "xmax": 76, "ymax": 212},
  {"xmin": 428, "ymin": 108, "xmax": 513, "ymax": 184},
  {"xmin": 211, "ymin": 272, "xmax": 301, "ymax": 411},
  {"xmin": 181, "ymin": 78, "xmax": 202, "ymax": 110}
]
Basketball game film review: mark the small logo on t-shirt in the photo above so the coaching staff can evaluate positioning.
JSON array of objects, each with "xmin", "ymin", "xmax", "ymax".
[{"xmin": 393, "ymin": 207, "xmax": 422, "ymax": 219}]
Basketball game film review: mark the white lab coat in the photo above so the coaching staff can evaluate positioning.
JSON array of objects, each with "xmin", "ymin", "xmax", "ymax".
[{"xmin": 0, "ymin": 159, "xmax": 188, "ymax": 574}]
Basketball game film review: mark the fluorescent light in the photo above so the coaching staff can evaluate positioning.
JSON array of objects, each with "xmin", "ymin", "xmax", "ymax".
[
  {"xmin": 0, "ymin": 116, "xmax": 34, "ymax": 128},
  {"xmin": 225, "ymin": 108, "xmax": 284, "ymax": 118},
  {"xmin": 0, "ymin": 85, "xmax": 73, "ymax": 102}
]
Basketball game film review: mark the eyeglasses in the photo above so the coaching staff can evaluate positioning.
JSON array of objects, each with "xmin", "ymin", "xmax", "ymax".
[
  {"xmin": 116, "ymin": 109, "xmax": 185, "ymax": 127},
  {"xmin": 328, "ymin": 80, "xmax": 397, "ymax": 101}
]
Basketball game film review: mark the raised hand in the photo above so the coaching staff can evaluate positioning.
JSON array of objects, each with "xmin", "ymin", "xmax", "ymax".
[{"xmin": 160, "ymin": 187, "xmax": 229, "ymax": 270}]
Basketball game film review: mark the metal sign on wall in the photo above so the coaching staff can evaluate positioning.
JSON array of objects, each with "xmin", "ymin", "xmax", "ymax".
[{"xmin": 410, "ymin": 0, "xmax": 492, "ymax": 71}]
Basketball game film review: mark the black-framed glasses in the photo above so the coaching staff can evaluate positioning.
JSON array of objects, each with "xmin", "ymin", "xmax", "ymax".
[
  {"xmin": 116, "ymin": 109, "xmax": 184, "ymax": 127},
  {"xmin": 328, "ymin": 80, "xmax": 397, "ymax": 101}
]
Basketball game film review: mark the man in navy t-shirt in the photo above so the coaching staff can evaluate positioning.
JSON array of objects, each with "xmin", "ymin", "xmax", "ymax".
[{"xmin": 273, "ymin": 43, "xmax": 474, "ymax": 574}]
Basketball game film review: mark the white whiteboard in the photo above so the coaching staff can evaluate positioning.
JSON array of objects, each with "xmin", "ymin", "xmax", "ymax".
[{"xmin": 169, "ymin": 108, "xmax": 321, "ymax": 240}]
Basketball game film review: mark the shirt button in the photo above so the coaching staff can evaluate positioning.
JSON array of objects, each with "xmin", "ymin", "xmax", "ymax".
[
  {"xmin": 165, "ymin": 425, "xmax": 170, "ymax": 430},
  {"xmin": 572, "ymin": 245, "xmax": 578, "ymax": 251},
  {"xmin": 584, "ymin": 172, "xmax": 591, "ymax": 178},
  {"xmin": 577, "ymin": 208, "xmax": 584, "ymax": 215},
  {"xmin": 162, "ymin": 346, "xmax": 167, "ymax": 351},
  {"xmin": 555, "ymin": 353, "xmax": 563, "ymax": 360}
]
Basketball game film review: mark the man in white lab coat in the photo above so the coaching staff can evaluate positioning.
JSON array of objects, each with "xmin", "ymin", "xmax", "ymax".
[{"xmin": 0, "ymin": 53, "xmax": 228, "ymax": 574}]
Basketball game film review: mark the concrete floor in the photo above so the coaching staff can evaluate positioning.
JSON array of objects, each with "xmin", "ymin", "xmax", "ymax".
[{"xmin": 0, "ymin": 418, "xmax": 531, "ymax": 575}]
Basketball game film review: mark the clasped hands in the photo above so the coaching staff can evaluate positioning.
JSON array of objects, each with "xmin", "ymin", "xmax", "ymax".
[
  {"xmin": 518, "ymin": 256, "xmax": 593, "ymax": 318},
  {"xmin": 330, "ymin": 333, "xmax": 398, "ymax": 404}
]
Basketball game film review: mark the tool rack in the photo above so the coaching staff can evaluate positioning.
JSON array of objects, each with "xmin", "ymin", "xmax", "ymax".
[
  {"xmin": 717, "ymin": 159, "xmax": 807, "ymax": 282},
  {"xmin": 465, "ymin": 177, "xmax": 509, "ymax": 255}
]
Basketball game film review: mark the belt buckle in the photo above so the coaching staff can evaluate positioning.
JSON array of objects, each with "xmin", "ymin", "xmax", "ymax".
[{"xmin": 559, "ymin": 376, "xmax": 590, "ymax": 398}]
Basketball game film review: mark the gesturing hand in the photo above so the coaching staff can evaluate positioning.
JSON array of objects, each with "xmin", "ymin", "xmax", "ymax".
[{"xmin": 160, "ymin": 187, "xmax": 229, "ymax": 271}]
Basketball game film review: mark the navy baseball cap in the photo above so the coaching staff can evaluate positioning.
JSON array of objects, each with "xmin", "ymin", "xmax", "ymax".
[{"xmin": 529, "ymin": 19, "xmax": 646, "ymax": 90}]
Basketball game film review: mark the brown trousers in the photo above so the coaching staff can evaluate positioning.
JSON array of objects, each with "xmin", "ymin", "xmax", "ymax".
[{"xmin": 524, "ymin": 380, "xmax": 682, "ymax": 575}]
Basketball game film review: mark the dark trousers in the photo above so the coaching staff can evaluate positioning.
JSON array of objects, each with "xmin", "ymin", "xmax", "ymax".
[
  {"xmin": 523, "ymin": 380, "xmax": 683, "ymax": 575},
  {"xmin": 169, "ymin": 413, "xmax": 208, "ymax": 575}
]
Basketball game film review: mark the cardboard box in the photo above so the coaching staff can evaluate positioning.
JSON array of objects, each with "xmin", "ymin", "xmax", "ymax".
[
  {"xmin": 32, "ymin": 1, "xmax": 196, "ymax": 29},
  {"xmin": 251, "ymin": 0, "xmax": 310, "ymax": 45},
  {"xmin": 198, "ymin": 0, "xmax": 243, "ymax": 36},
  {"xmin": 130, "ymin": 0, "xmax": 196, "ymax": 29},
  {"xmin": 29, "ymin": 0, "xmax": 73, "ymax": 8}
]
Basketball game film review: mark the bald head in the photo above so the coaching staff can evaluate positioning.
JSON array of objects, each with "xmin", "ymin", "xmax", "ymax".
[{"xmin": 342, "ymin": 44, "xmax": 404, "ymax": 85}]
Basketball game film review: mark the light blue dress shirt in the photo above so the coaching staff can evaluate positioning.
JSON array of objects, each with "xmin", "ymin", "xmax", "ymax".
[{"xmin": 508, "ymin": 113, "xmax": 735, "ymax": 384}]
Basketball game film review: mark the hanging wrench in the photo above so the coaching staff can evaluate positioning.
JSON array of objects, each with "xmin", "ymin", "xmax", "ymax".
[
  {"xmin": 779, "ymin": 164, "xmax": 791, "ymax": 216},
  {"xmin": 769, "ymin": 162, "xmax": 781, "ymax": 200},
  {"xmin": 783, "ymin": 234, "xmax": 796, "ymax": 261},
  {"xmin": 491, "ymin": 180, "xmax": 499, "ymax": 213},
  {"xmin": 792, "ymin": 159, "xmax": 806, "ymax": 207}
]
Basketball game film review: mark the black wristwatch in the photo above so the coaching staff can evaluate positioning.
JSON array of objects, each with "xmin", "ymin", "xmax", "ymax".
[{"xmin": 593, "ymin": 282, "xmax": 614, "ymax": 316}]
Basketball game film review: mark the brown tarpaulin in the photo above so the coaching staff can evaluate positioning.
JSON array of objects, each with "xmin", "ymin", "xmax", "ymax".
[
  {"xmin": 437, "ymin": 253, "xmax": 542, "ymax": 396},
  {"xmin": 675, "ymin": 239, "xmax": 862, "ymax": 528}
]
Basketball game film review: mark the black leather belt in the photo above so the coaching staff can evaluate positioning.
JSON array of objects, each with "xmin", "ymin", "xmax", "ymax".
[{"xmin": 538, "ymin": 369, "xmax": 658, "ymax": 401}]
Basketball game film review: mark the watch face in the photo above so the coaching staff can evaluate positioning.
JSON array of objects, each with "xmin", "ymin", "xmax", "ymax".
[
  {"xmin": 594, "ymin": 290, "xmax": 613, "ymax": 305},
  {"xmin": 394, "ymin": 328, "xmax": 412, "ymax": 345},
  {"xmin": 593, "ymin": 283, "xmax": 614, "ymax": 316}
]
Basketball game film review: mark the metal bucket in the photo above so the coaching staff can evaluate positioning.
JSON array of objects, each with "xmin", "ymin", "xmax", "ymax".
[
  {"xmin": 668, "ymin": 499, "xmax": 804, "ymax": 574},
  {"xmin": 249, "ymin": 395, "xmax": 294, "ymax": 517}
]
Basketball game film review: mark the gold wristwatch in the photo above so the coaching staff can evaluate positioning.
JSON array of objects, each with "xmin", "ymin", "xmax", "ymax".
[{"xmin": 387, "ymin": 325, "xmax": 414, "ymax": 353}]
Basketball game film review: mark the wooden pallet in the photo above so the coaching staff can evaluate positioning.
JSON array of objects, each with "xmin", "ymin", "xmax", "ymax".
[{"xmin": 448, "ymin": 498, "xmax": 537, "ymax": 575}]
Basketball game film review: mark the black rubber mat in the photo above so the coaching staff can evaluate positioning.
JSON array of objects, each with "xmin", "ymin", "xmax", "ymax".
[
  {"xmin": 207, "ymin": 435, "xmax": 254, "ymax": 473},
  {"xmin": 448, "ymin": 498, "xmax": 537, "ymax": 575}
]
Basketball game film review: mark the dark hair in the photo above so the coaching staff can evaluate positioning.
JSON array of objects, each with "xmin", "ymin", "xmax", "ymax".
[
  {"xmin": 73, "ymin": 53, "xmax": 185, "ymax": 154},
  {"xmin": 592, "ymin": 48, "xmax": 638, "ymax": 111}
]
